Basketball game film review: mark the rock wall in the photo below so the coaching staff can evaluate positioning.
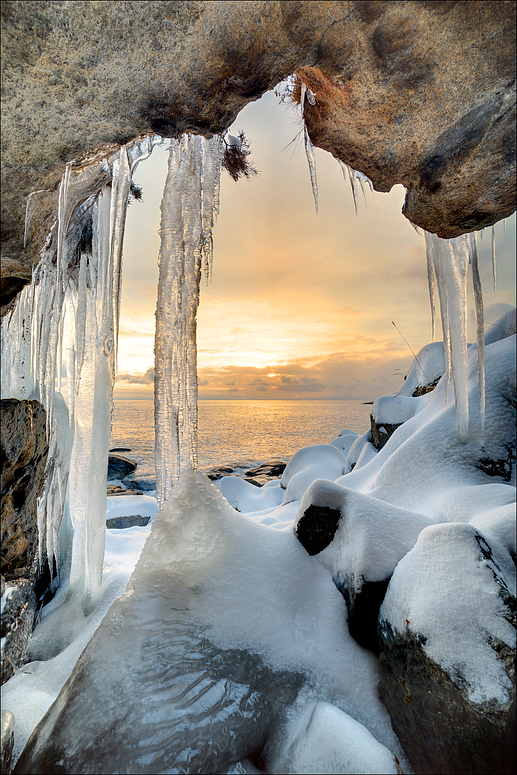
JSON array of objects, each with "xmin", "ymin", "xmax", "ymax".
[{"xmin": 1, "ymin": 0, "xmax": 515, "ymax": 315}]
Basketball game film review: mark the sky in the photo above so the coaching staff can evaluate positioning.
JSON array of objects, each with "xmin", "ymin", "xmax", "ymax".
[{"xmin": 114, "ymin": 85, "xmax": 516, "ymax": 401}]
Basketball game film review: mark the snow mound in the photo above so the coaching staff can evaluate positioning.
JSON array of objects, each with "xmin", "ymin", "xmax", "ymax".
[
  {"xmin": 485, "ymin": 308, "xmax": 516, "ymax": 346},
  {"xmin": 270, "ymin": 701, "xmax": 400, "ymax": 774},
  {"xmin": 217, "ymin": 475, "xmax": 284, "ymax": 513},
  {"xmin": 371, "ymin": 395, "xmax": 426, "ymax": 425},
  {"xmin": 281, "ymin": 444, "xmax": 347, "ymax": 504}
]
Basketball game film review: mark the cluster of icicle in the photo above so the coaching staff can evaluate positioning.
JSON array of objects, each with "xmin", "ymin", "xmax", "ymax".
[
  {"xmin": 154, "ymin": 134, "xmax": 223, "ymax": 509},
  {"xmin": 298, "ymin": 75, "xmax": 491, "ymax": 445},
  {"xmin": 1, "ymin": 135, "xmax": 161, "ymax": 606}
]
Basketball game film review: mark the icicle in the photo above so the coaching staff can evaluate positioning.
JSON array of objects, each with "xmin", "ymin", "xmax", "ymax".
[
  {"xmin": 425, "ymin": 236, "xmax": 437, "ymax": 340},
  {"xmin": 424, "ymin": 232, "xmax": 471, "ymax": 443},
  {"xmin": 491, "ymin": 225, "xmax": 496, "ymax": 292},
  {"xmin": 469, "ymin": 232, "xmax": 485, "ymax": 439},
  {"xmin": 303, "ymin": 125, "xmax": 319, "ymax": 214},
  {"xmin": 154, "ymin": 134, "xmax": 223, "ymax": 508},
  {"xmin": 299, "ymin": 81, "xmax": 319, "ymax": 213}
]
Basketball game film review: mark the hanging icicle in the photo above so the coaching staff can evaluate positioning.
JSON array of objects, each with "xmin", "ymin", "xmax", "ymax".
[
  {"xmin": 154, "ymin": 133, "xmax": 224, "ymax": 509},
  {"xmin": 299, "ymin": 81, "xmax": 319, "ymax": 213},
  {"xmin": 424, "ymin": 231, "xmax": 485, "ymax": 444},
  {"xmin": 491, "ymin": 225, "xmax": 497, "ymax": 292},
  {"xmin": 1, "ymin": 134, "xmax": 163, "ymax": 607},
  {"xmin": 469, "ymin": 232, "xmax": 485, "ymax": 439}
]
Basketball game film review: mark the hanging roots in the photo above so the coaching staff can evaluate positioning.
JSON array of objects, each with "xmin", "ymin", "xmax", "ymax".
[{"xmin": 221, "ymin": 130, "xmax": 259, "ymax": 182}]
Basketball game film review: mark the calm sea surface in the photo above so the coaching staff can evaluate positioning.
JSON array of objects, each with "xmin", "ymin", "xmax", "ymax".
[{"xmin": 110, "ymin": 399, "xmax": 372, "ymax": 479}]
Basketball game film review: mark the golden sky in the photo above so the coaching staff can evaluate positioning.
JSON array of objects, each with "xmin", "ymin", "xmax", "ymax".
[{"xmin": 115, "ymin": 87, "xmax": 516, "ymax": 401}]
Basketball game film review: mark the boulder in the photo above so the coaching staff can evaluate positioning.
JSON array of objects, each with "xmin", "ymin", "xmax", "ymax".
[
  {"xmin": 107, "ymin": 452, "xmax": 137, "ymax": 479},
  {"xmin": 295, "ymin": 480, "xmax": 434, "ymax": 652},
  {"xmin": 281, "ymin": 444, "xmax": 347, "ymax": 503},
  {"xmin": 105, "ymin": 515, "xmax": 150, "ymax": 529},
  {"xmin": 2, "ymin": 1, "xmax": 515, "ymax": 316},
  {"xmin": 370, "ymin": 395, "xmax": 426, "ymax": 451},
  {"xmin": 0, "ymin": 399, "xmax": 48, "ymax": 581},
  {"xmin": 122, "ymin": 477, "xmax": 156, "ymax": 491},
  {"xmin": 378, "ymin": 522, "xmax": 516, "ymax": 775},
  {"xmin": 1, "ymin": 578, "xmax": 36, "ymax": 684}
]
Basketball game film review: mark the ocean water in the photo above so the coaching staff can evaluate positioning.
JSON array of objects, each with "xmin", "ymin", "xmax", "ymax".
[{"xmin": 110, "ymin": 399, "xmax": 372, "ymax": 479}]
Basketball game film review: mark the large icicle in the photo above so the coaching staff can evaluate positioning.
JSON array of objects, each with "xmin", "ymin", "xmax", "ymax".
[
  {"xmin": 299, "ymin": 82, "xmax": 319, "ymax": 214},
  {"xmin": 1, "ymin": 135, "xmax": 162, "ymax": 608},
  {"xmin": 154, "ymin": 134, "xmax": 223, "ymax": 509},
  {"xmin": 469, "ymin": 232, "xmax": 486, "ymax": 438},
  {"xmin": 424, "ymin": 232, "xmax": 480, "ymax": 444}
]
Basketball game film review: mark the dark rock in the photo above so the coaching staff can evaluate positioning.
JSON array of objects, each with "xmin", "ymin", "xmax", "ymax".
[
  {"xmin": 295, "ymin": 504, "xmax": 342, "ymax": 556},
  {"xmin": 109, "ymin": 446, "xmax": 132, "ymax": 453},
  {"xmin": 370, "ymin": 416, "xmax": 404, "ymax": 451},
  {"xmin": 207, "ymin": 466, "xmax": 235, "ymax": 481},
  {"xmin": 378, "ymin": 523, "xmax": 516, "ymax": 775},
  {"xmin": 106, "ymin": 485, "xmax": 143, "ymax": 497},
  {"xmin": 412, "ymin": 376, "xmax": 442, "ymax": 397},
  {"xmin": 121, "ymin": 477, "xmax": 156, "ymax": 491},
  {"xmin": 476, "ymin": 440, "xmax": 516, "ymax": 483},
  {"xmin": 1, "ymin": 710, "xmax": 15, "ymax": 775},
  {"xmin": 106, "ymin": 515, "xmax": 150, "ymax": 529},
  {"xmin": 245, "ymin": 462, "xmax": 286, "ymax": 478},
  {"xmin": 1, "ymin": 399, "xmax": 48, "ymax": 581},
  {"xmin": 1, "ymin": 578, "xmax": 36, "ymax": 684},
  {"xmin": 107, "ymin": 453, "xmax": 137, "ymax": 479},
  {"xmin": 333, "ymin": 573, "xmax": 390, "ymax": 654}
]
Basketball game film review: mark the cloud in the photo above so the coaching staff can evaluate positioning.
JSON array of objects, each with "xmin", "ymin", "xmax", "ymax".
[{"xmin": 116, "ymin": 367, "xmax": 154, "ymax": 384}]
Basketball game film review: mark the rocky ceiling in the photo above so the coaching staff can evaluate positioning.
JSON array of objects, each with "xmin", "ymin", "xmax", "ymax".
[{"xmin": 1, "ymin": 0, "xmax": 515, "ymax": 313}]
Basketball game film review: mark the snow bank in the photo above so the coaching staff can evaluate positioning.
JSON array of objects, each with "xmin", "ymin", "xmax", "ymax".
[
  {"xmin": 217, "ymin": 475, "xmax": 284, "ymax": 512},
  {"xmin": 105, "ymin": 494, "xmax": 158, "ymax": 523}
]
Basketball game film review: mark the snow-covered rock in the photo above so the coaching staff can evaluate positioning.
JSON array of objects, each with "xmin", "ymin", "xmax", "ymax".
[
  {"xmin": 330, "ymin": 430, "xmax": 359, "ymax": 456},
  {"xmin": 269, "ymin": 701, "xmax": 401, "ymax": 774},
  {"xmin": 378, "ymin": 522, "xmax": 516, "ymax": 775},
  {"xmin": 396, "ymin": 341, "xmax": 445, "ymax": 397},
  {"xmin": 280, "ymin": 444, "xmax": 347, "ymax": 504},
  {"xmin": 484, "ymin": 308, "xmax": 516, "ymax": 346},
  {"xmin": 295, "ymin": 480, "xmax": 435, "ymax": 652}
]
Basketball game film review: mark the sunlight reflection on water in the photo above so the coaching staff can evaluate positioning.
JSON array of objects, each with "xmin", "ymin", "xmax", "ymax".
[{"xmin": 110, "ymin": 399, "xmax": 371, "ymax": 477}]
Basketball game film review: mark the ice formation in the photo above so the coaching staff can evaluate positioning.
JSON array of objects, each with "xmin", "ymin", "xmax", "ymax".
[
  {"xmin": 1, "ymin": 135, "xmax": 161, "ymax": 604},
  {"xmin": 300, "ymin": 82, "xmax": 319, "ymax": 213},
  {"xmin": 154, "ymin": 134, "xmax": 223, "ymax": 508},
  {"xmin": 424, "ymin": 231, "xmax": 485, "ymax": 443}
]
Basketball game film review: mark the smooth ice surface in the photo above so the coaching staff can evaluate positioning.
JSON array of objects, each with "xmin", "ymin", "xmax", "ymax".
[
  {"xmin": 380, "ymin": 522, "xmax": 516, "ymax": 705},
  {"xmin": 154, "ymin": 134, "xmax": 223, "ymax": 507},
  {"xmin": 270, "ymin": 701, "xmax": 399, "ymax": 774}
]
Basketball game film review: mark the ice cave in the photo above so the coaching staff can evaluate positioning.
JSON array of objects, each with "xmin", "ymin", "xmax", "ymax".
[{"xmin": 1, "ymin": 2, "xmax": 515, "ymax": 774}]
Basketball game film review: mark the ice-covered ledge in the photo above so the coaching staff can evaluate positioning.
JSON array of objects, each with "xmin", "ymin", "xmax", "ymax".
[{"xmin": 1, "ymin": 0, "xmax": 515, "ymax": 314}]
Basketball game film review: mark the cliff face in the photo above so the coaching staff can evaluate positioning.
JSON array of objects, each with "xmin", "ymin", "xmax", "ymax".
[{"xmin": 1, "ymin": 0, "xmax": 515, "ymax": 313}]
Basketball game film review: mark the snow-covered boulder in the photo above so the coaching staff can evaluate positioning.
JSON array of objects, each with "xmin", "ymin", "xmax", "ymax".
[
  {"xmin": 370, "ymin": 395, "xmax": 426, "ymax": 450},
  {"xmin": 343, "ymin": 430, "xmax": 376, "ymax": 474},
  {"xmin": 330, "ymin": 430, "xmax": 359, "ymax": 456},
  {"xmin": 269, "ymin": 701, "xmax": 401, "ymax": 774},
  {"xmin": 397, "ymin": 341, "xmax": 445, "ymax": 397},
  {"xmin": 280, "ymin": 444, "xmax": 347, "ymax": 504},
  {"xmin": 217, "ymin": 474, "xmax": 284, "ymax": 512},
  {"xmin": 295, "ymin": 480, "xmax": 435, "ymax": 652},
  {"xmin": 378, "ymin": 522, "xmax": 516, "ymax": 775}
]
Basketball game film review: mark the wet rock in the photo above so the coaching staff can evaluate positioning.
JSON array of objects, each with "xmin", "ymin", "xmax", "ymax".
[
  {"xmin": 334, "ymin": 573, "xmax": 391, "ymax": 655},
  {"xmin": 107, "ymin": 453, "xmax": 137, "ymax": 479},
  {"xmin": 106, "ymin": 484, "xmax": 143, "ymax": 497},
  {"xmin": 1, "ymin": 710, "xmax": 15, "ymax": 775},
  {"xmin": 245, "ymin": 462, "xmax": 286, "ymax": 478},
  {"xmin": 109, "ymin": 446, "xmax": 132, "ymax": 453},
  {"xmin": 1, "ymin": 578, "xmax": 36, "ymax": 684},
  {"xmin": 1, "ymin": 399, "xmax": 48, "ymax": 581},
  {"xmin": 378, "ymin": 522, "xmax": 516, "ymax": 775}
]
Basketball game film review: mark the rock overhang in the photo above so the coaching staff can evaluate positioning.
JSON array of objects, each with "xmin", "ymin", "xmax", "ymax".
[{"xmin": 1, "ymin": 0, "xmax": 515, "ymax": 314}]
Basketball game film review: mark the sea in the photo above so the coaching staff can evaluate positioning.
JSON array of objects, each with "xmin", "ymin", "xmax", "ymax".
[{"xmin": 110, "ymin": 399, "xmax": 372, "ymax": 479}]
